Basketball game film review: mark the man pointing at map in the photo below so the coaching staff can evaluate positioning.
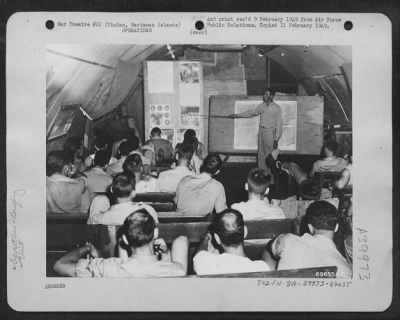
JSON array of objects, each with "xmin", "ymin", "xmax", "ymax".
[{"xmin": 228, "ymin": 89, "xmax": 283, "ymax": 172}]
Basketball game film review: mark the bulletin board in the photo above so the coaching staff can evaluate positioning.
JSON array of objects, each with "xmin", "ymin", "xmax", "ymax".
[
  {"xmin": 208, "ymin": 95, "xmax": 324, "ymax": 155},
  {"xmin": 143, "ymin": 61, "xmax": 204, "ymax": 147}
]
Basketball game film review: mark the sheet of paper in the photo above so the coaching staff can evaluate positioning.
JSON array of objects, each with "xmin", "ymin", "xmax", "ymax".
[{"xmin": 147, "ymin": 61, "xmax": 174, "ymax": 93}]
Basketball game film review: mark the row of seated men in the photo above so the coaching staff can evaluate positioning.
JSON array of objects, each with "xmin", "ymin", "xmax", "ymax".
[
  {"xmin": 52, "ymin": 201, "xmax": 352, "ymax": 278},
  {"xmin": 47, "ymin": 130, "xmax": 352, "ymax": 219}
]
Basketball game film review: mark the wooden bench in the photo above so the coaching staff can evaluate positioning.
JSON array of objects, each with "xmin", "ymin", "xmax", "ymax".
[
  {"xmin": 47, "ymin": 215, "xmax": 295, "ymax": 250},
  {"xmin": 46, "ymin": 250, "xmax": 337, "ymax": 279}
]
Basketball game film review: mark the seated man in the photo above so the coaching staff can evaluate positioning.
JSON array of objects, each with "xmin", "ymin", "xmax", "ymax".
[
  {"xmin": 106, "ymin": 141, "xmax": 133, "ymax": 176},
  {"xmin": 84, "ymin": 135, "xmax": 112, "ymax": 168},
  {"xmin": 232, "ymin": 168, "xmax": 285, "ymax": 220},
  {"xmin": 46, "ymin": 150, "xmax": 90, "ymax": 214},
  {"xmin": 275, "ymin": 140, "xmax": 347, "ymax": 186},
  {"xmin": 123, "ymin": 154, "xmax": 159, "ymax": 193},
  {"xmin": 145, "ymin": 127, "xmax": 174, "ymax": 165},
  {"xmin": 193, "ymin": 209, "xmax": 271, "ymax": 275},
  {"xmin": 175, "ymin": 128, "xmax": 207, "ymax": 160},
  {"xmin": 265, "ymin": 200, "xmax": 352, "ymax": 278},
  {"xmin": 53, "ymin": 208, "xmax": 189, "ymax": 277},
  {"xmin": 128, "ymin": 135, "xmax": 151, "ymax": 166},
  {"xmin": 63, "ymin": 136, "xmax": 86, "ymax": 173},
  {"xmin": 157, "ymin": 144, "xmax": 195, "ymax": 193},
  {"xmin": 175, "ymin": 153, "xmax": 227, "ymax": 216},
  {"xmin": 84, "ymin": 150, "xmax": 113, "ymax": 201},
  {"xmin": 88, "ymin": 171, "xmax": 157, "ymax": 225},
  {"xmin": 309, "ymin": 140, "xmax": 348, "ymax": 177}
]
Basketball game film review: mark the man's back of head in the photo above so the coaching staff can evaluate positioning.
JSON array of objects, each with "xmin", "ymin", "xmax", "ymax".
[
  {"xmin": 200, "ymin": 153, "xmax": 222, "ymax": 175},
  {"xmin": 150, "ymin": 127, "xmax": 162, "ymax": 138},
  {"xmin": 176, "ymin": 144, "xmax": 194, "ymax": 166},
  {"xmin": 123, "ymin": 154, "xmax": 143, "ymax": 174},
  {"xmin": 183, "ymin": 129, "xmax": 196, "ymax": 141},
  {"xmin": 94, "ymin": 150, "xmax": 110, "ymax": 168},
  {"xmin": 111, "ymin": 172, "xmax": 135, "ymax": 198},
  {"xmin": 306, "ymin": 200, "xmax": 338, "ymax": 232},
  {"xmin": 247, "ymin": 168, "xmax": 271, "ymax": 195},
  {"xmin": 323, "ymin": 140, "xmax": 339, "ymax": 157},
  {"xmin": 118, "ymin": 141, "xmax": 132, "ymax": 157},
  {"xmin": 211, "ymin": 208, "xmax": 245, "ymax": 248},
  {"xmin": 121, "ymin": 209, "xmax": 156, "ymax": 249},
  {"xmin": 47, "ymin": 150, "xmax": 71, "ymax": 176},
  {"xmin": 94, "ymin": 135, "xmax": 108, "ymax": 151}
]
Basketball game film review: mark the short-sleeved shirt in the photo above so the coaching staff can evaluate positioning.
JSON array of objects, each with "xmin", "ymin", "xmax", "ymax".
[
  {"xmin": 231, "ymin": 199, "xmax": 286, "ymax": 220},
  {"xmin": 87, "ymin": 200, "xmax": 158, "ymax": 225},
  {"xmin": 193, "ymin": 251, "xmax": 270, "ymax": 275},
  {"xmin": 157, "ymin": 166, "xmax": 194, "ymax": 193},
  {"xmin": 106, "ymin": 156, "xmax": 127, "ymax": 176},
  {"xmin": 311, "ymin": 157, "xmax": 348, "ymax": 175},
  {"xmin": 175, "ymin": 173, "xmax": 227, "ymax": 216},
  {"xmin": 75, "ymin": 255, "xmax": 185, "ymax": 278},
  {"xmin": 46, "ymin": 174, "xmax": 90, "ymax": 214},
  {"xmin": 145, "ymin": 138, "xmax": 174, "ymax": 164},
  {"xmin": 253, "ymin": 102, "xmax": 282, "ymax": 130},
  {"xmin": 84, "ymin": 167, "xmax": 113, "ymax": 200},
  {"xmin": 272, "ymin": 233, "xmax": 352, "ymax": 278}
]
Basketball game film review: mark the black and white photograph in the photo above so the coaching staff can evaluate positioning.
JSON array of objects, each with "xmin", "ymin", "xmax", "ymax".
[{"xmin": 6, "ymin": 12, "xmax": 393, "ymax": 312}]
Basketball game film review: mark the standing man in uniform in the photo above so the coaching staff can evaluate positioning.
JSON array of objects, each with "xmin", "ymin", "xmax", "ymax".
[{"xmin": 228, "ymin": 89, "xmax": 283, "ymax": 173}]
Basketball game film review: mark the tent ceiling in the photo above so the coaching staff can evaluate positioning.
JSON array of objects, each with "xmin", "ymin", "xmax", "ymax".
[{"xmin": 46, "ymin": 44, "xmax": 352, "ymax": 127}]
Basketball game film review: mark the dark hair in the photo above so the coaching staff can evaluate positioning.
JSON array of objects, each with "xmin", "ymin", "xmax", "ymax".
[
  {"xmin": 46, "ymin": 150, "xmax": 71, "ymax": 176},
  {"xmin": 63, "ymin": 136, "xmax": 82, "ymax": 163},
  {"xmin": 176, "ymin": 144, "xmax": 194, "ymax": 162},
  {"xmin": 265, "ymin": 88, "xmax": 276, "ymax": 96},
  {"xmin": 306, "ymin": 201, "xmax": 338, "ymax": 231},
  {"xmin": 121, "ymin": 209, "xmax": 155, "ymax": 248},
  {"xmin": 200, "ymin": 153, "xmax": 222, "ymax": 175},
  {"xmin": 111, "ymin": 172, "xmax": 135, "ymax": 197},
  {"xmin": 299, "ymin": 180, "xmax": 321, "ymax": 200},
  {"xmin": 63, "ymin": 136, "xmax": 81, "ymax": 154},
  {"xmin": 127, "ymin": 135, "xmax": 140, "ymax": 151},
  {"xmin": 93, "ymin": 150, "xmax": 110, "ymax": 167},
  {"xmin": 150, "ymin": 127, "xmax": 161, "ymax": 137},
  {"xmin": 247, "ymin": 168, "xmax": 271, "ymax": 194},
  {"xmin": 118, "ymin": 141, "xmax": 132, "ymax": 157},
  {"xmin": 181, "ymin": 136, "xmax": 198, "ymax": 158},
  {"xmin": 94, "ymin": 135, "xmax": 108, "ymax": 149},
  {"xmin": 183, "ymin": 129, "xmax": 196, "ymax": 141},
  {"xmin": 210, "ymin": 209, "xmax": 245, "ymax": 247},
  {"xmin": 323, "ymin": 140, "xmax": 339, "ymax": 156},
  {"xmin": 123, "ymin": 154, "xmax": 143, "ymax": 174}
]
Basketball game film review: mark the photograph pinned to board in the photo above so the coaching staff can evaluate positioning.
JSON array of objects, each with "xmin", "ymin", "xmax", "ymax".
[
  {"xmin": 180, "ymin": 106, "xmax": 200, "ymax": 127},
  {"xmin": 179, "ymin": 62, "xmax": 200, "ymax": 83},
  {"xmin": 149, "ymin": 104, "xmax": 171, "ymax": 127}
]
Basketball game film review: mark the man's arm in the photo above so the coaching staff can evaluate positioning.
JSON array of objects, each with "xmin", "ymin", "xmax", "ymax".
[
  {"xmin": 170, "ymin": 236, "xmax": 189, "ymax": 274},
  {"xmin": 228, "ymin": 103, "xmax": 263, "ymax": 119},
  {"xmin": 334, "ymin": 168, "xmax": 351, "ymax": 189},
  {"xmin": 53, "ymin": 243, "xmax": 100, "ymax": 277},
  {"xmin": 215, "ymin": 185, "xmax": 227, "ymax": 214},
  {"xmin": 275, "ymin": 107, "xmax": 283, "ymax": 141}
]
